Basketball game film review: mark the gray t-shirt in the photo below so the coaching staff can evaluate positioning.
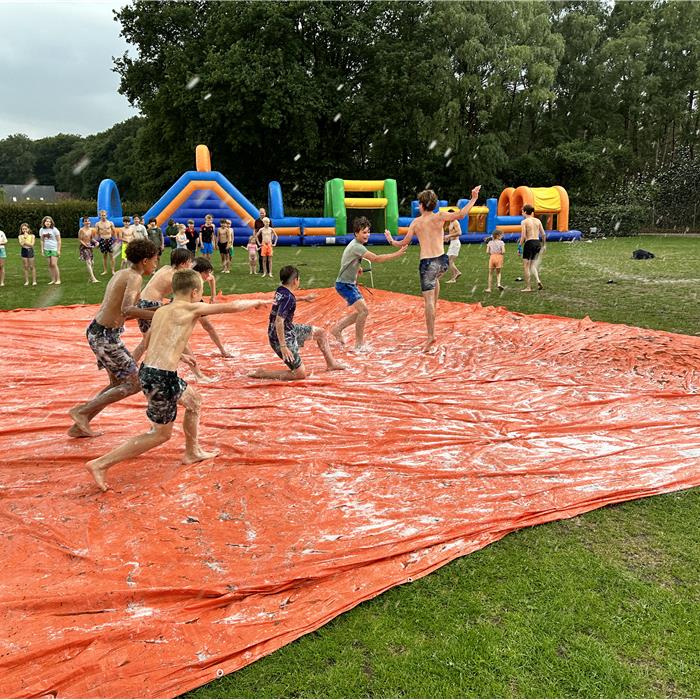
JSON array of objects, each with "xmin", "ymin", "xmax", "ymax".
[
  {"xmin": 336, "ymin": 239, "xmax": 368, "ymax": 284},
  {"xmin": 133, "ymin": 224, "xmax": 148, "ymax": 240}
]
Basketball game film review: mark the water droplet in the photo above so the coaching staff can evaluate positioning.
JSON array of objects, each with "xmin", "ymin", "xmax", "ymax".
[
  {"xmin": 21, "ymin": 178, "xmax": 38, "ymax": 194},
  {"xmin": 470, "ymin": 284, "xmax": 477, "ymax": 295},
  {"xmin": 443, "ymin": 147, "xmax": 452, "ymax": 158},
  {"xmin": 614, "ymin": 221, "xmax": 621, "ymax": 231},
  {"xmin": 336, "ymin": 83, "xmax": 344, "ymax": 91},
  {"xmin": 445, "ymin": 158, "xmax": 453, "ymax": 168},
  {"xmin": 72, "ymin": 156, "xmax": 90, "ymax": 175},
  {"xmin": 424, "ymin": 182, "xmax": 431, "ymax": 189},
  {"xmin": 472, "ymin": 152, "xmax": 478, "ymax": 160},
  {"xmin": 333, "ymin": 113, "xmax": 341, "ymax": 122},
  {"xmin": 203, "ymin": 93, "xmax": 212, "ymax": 101},
  {"xmin": 383, "ymin": 128, "xmax": 389, "ymax": 135},
  {"xmin": 186, "ymin": 75, "xmax": 200, "ymax": 90},
  {"xmin": 428, "ymin": 140, "xmax": 437, "ymax": 151},
  {"xmin": 294, "ymin": 154, "xmax": 301, "ymax": 161},
  {"xmin": 292, "ymin": 184, "xmax": 299, "ymax": 191},
  {"xmin": 602, "ymin": 147, "xmax": 606, "ymax": 154}
]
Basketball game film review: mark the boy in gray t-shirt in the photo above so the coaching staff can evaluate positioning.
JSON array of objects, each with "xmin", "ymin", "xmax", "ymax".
[{"xmin": 331, "ymin": 216, "xmax": 406, "ymax": 351}]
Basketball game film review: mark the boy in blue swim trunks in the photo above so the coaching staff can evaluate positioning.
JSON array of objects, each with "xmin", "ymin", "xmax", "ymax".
[
  {"xmin": 331, "ymin": 216, "xmax": 406, "ymax": 351},
  {"xmin": 385, "ymin": 186, "xmax": 481, "ymax": 352},
  {"xmin": 249, "ymin": 265, "xmax": 345, "ymax": 380},
  {"xmin": 198, "ymin": 214, "xmax": 216, "ymax": 261}
]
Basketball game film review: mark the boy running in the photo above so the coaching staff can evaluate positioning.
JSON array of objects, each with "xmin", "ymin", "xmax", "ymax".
[
  {"xmin": 249, "ymin": 265, "xmax": 344, "ymax": 380},
  {"xmin": 385, "ymin": 186, "xmax": 481, "ymax": 351},
  {"xmin": 331, "ymin": 216, "xmax": 406, "ymax": 351},
  {"xmin": 86, "ymin": 269, "xmax": 271, "ymax": 491},
  {"xmin": 68, "ymin": 239, "xmax": 160, "ymax": 438}
]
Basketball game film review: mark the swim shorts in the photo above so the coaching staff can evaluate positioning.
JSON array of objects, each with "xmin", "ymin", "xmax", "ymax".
[
  {"xmin": 335, "ymin": 281, "xmax": 364, "ymax": 306},
  {"xmin": 43, "ymin": 250, "xmax": 58, "ymax": 257},
  {"xmin": 269, "ymin": 323, "xmax": 313, "ymax": 371},
  {"xmin": 489, "ymin": 253, "xmax": 504, "ymax": 270},
  {"xmin": 86, "ymin": 319, "xmax": 137, "ymax": 379},
  {"xmin": 139, "ymin": 364, "xmax": 187, "ymax": 425},
  {"xmin": 0, "ymin": 248, "xmax": 6, "ymax": 259},
  {"xmin": 136, "ymin": 299, "xmax": 164, "ymax": 334},
  {"xmin": 218, "ymin": 242, "xmax": 229, "ymax": 256},
  {"xmin": 522, "ymin": 240, "xmax": 542, "ymax": 260},
  {"xmin": 98, "ymin": 238, "xmax": 113, "ymax": 254},
  {"xmin": 261, "ymin": 242, "xmax": 273, "ymax": 257},
  {"xmin": 201, "ymin": 242, "xmax": 214, "ymax": 255},
  {"xmin": 447, "ymin": 239, "xmax": 461, "ymax": 257},
  {"xmin": 79, "ymin": 245, "xmax": 93, "ymax": 263},
  {"xmin": 418, "ymin": 254, "xmax": 449, "ymax": 292},
  {"xmin": 20, "ymin": 247, "xmax": 34, "ymax": 259}
]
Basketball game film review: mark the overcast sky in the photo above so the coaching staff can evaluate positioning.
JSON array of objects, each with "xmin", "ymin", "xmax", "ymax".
[{"xmin": 0, "ymin": 0, "xmax": 138, "ymax": 140}]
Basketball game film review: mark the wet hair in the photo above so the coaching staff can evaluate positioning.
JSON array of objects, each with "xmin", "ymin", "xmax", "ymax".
[
  {"xmin": 493, "ymin": 228, "xmax": 504, "ymax": 239},
  {"xmin": 172, "ymin": 269, "xmax": 202, "ymax": 295},
  {"xmin": 192, "ymin": 257, "xmax": 213, "ymax": 274},
  {"xmin": 522, "ymin": 204, "xmax": 535, "ymax": 215},
  {"xmin": 170, "ymin": 248, "xmax": 194, "ymax": 267},
  {"xmin": 280, "ymin": 265, "xmax": 299, "ymax": 285},
  {"xmin": 125, "ymin": 239, "xmax": 158, "ymax": 264},
  {"xmin": 417, "ymin": 189, "xmax": 438, "ymax": 212},
  {"xmin": 353, "ymin": 216, "xmax": 371, "ymax": 234}
]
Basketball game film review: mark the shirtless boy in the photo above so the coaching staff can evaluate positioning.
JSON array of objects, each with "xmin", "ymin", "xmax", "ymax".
[
  {"xmin": 68, "ymin": 239, "xmax": 160, "ymax": 438},
  {"xmin": 95, "ymin": 210, "xmax": 117, "ymax": 275},
  {"xmin": 331, "ymin": 216, "xmax": 406, "ymax": 351},
  {"xmin": 131, "ymin": 251, "xmax": 233, "ymax": 369},
  {"xmin": 78, "ymin": 216, "xmax": 99, "ymax": 284},
  {"xmin": 86, "ymin": 269, "xmax": 271, "ymax": 491},
  {"xmin": 249, "ymin": 265, "xmax": 344, "ymax": 381},
  {"xmin": 519, "ymin": 204, "xmax": 546, "ymax": 291},
  {"xmin": 217, "ymin": 219, "xmax": 232, "ymax": 273},
  {"xmin": 257, "ymin": 217, "xmax": 278, "ymax": 278},
  {"xmin": 385, "ymin": 186, "xmax": 481, "ymax": 351}
]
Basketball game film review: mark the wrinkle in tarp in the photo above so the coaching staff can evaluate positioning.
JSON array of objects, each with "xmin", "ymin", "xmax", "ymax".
[{"xmin": 1, "ymin": 289, "xmax": 699, "ymax": 698}]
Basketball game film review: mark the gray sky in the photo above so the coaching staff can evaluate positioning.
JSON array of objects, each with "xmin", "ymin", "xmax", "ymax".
[{"xmin": 0, "ymin": 0, "xmax": 138, "ymax": 140}]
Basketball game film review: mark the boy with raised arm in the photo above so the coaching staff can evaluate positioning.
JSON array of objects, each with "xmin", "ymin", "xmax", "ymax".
[
  {"xmin": 68, "ymin": 239, "xmax": 160, "ymax": 438},
  {"xmin": 86, "ymin": 269, "xmax": 271, "ymax": 492},
  {"xmin": 249, "ymin": 265, "xmax": 344, "ymax": 381},
  {"xmin": 331, "ymin": 216, "xmax": 406, "ymax": 351},
  {"xmin": 385, "ymin": 186, "xmax": 481, "ymax": 352}
]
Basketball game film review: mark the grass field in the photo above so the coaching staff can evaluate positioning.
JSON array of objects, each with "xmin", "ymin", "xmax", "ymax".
[{"xmin": 2, "ymin": 235, "xmax": 699, "ymax": 698}]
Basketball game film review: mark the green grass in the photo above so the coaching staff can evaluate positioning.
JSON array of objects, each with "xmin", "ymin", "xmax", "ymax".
[{"xmin": 3, "ymin": 235, "xmax": 699, "ymax": 697}]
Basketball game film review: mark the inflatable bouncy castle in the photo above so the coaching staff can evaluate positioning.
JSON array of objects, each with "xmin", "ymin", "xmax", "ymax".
[{"xmin": 87, "ymin": 145, "xmax": 580, "ymax": 245}]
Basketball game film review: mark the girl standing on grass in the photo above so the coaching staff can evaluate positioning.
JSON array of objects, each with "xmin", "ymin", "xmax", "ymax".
[
  {"xmin": 18, "ymin": 223, "xmax": 37, "ymax": 286},
  {"xmin": 39, "ymin": 216, "xmax": 61, "ymax": 285},
  {"xmin": 0, "ymin": 227, "xmax": 6, "ymax": 287}
]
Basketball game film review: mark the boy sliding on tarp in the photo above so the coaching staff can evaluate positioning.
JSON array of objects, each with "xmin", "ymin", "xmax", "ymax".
[
  {"xmin": 86, "ymin": 269, "xmax": 270, "ymax": 491},
  {"xmin": 331, "ymin": 216, "xmax": 406, "ymax": 352}
]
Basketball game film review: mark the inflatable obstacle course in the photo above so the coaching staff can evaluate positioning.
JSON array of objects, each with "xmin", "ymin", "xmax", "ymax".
[{"xmin": 88, "ymin": 145, "xmax": 580, "ymax": 245}]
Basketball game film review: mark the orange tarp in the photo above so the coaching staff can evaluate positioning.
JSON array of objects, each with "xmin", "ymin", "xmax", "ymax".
[{"xmin": 2, "ymin": 289, "xmax": 700, "ymax": 698}]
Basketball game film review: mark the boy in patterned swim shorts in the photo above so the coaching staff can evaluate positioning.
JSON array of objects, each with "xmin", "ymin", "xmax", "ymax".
[
  {"xmin": 86, "ymin": 269, "xmax": 271, "ymax": 491},
  {"xmin": 249, "ymin": 265, "xmax": 344, "ymax": 381},
  {"xmin": 68, "ymin": 239, "xmax": 160, "ymax": 438},
  {"xmin": 385, "ymin": 186, "xmax": 481, "ymax": 352}
]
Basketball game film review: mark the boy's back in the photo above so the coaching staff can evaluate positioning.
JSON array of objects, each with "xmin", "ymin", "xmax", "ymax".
[
  {"xmin": 409, "ymin": 212, "xmax": 447, "ymax": 259},
  {"xmin": 141, "ymin": 265, "xmax": 176, "ymax": 302}
]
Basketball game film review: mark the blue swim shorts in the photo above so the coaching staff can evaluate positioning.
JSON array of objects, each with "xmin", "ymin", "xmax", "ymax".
[
  {"xmin": 335, "ymin": 281, "xmax": 364, "ymax": 306},
  {"xmin": 418, "ymin": 254, "xmax": 449, "ymax": 292}
]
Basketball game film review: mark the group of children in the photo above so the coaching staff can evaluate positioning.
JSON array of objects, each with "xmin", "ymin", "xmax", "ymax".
[
  {"xmin": 65, "ymin": 186, "xmax": 555, "ymax": 492},
  {"xmin": 0, "ymin": 216, "xmax": 64, "ymax": 286}
]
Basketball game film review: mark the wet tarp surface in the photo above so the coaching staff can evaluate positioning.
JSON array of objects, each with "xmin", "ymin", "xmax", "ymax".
[{"xmin": 1, "ymin": 289, "xmax": 699, "ymax": 698}]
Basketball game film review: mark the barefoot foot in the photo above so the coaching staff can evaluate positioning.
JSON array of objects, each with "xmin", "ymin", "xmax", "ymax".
[
  {"xmin": 86, "ymin": 460, "xmax": 109, "ymax": 492},
  {"xmin": 326, "ymin": 362, "xmax": 346, "ymax": 371},
  {"xmin": 68, "ymin": 424, "xmax": 103, "ymax": 438},
  {"xmin": 330, "ymin": 327, "xmax": 345, "ymax": 346},
  {"xmin": 520, "ymin": 288, "xmax": 532, "ymax": 292},
  {"xmin": 68, "ymin": 406, "xmax": 101, "ymax": 437},
  {"xmin": 182, "ymin": 448, "xmax": 220, "ymax": 465},
  {"xmin": 421, "ymin": 338, "xmax": 436, "ymax": 353}
]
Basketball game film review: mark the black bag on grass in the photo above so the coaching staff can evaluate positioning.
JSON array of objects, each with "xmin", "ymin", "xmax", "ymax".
[{"xmin": 632, "ymin": 249, "xmax": 655, "ymax": 260}]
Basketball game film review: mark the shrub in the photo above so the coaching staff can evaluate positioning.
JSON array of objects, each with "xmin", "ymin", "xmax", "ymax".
[{"xmin": 571, "ymin": 204, "xmax": 649, "ymax": 238}]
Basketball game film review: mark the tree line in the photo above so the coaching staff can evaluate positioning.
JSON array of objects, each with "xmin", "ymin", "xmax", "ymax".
[{"xmin": 1, "ymin": 0, "xmax": 698, "ymax": 228}]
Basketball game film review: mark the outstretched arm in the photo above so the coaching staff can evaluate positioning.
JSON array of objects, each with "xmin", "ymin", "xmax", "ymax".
[
  {"xmin": 440, "ymin": 185, "xmax": 481, "ymax": 222},
  {"xmin": 384, "ymin": 226, "xmax": 415, "ymax": 248},
  {"xmin": 362, "ymin": 246, "xmax": 407, "ymax": 263},
  {"xmin": 194, "ymin": 298, "xmax": 271, "ymax": 318}
]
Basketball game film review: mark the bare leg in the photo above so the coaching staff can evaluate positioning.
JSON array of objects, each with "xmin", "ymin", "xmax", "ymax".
[
  {"xmin": 313, "ymin": 327, "xmax": 345, "ymax": 370},
  {"xmin": 31, "ymin": 261, "xmax": 36, "ymax": 285},
  {"xmin": 0, "ymin": 261, "xmax": 4, "ymax": 286},
  {"xmin": 179, "ymin": 386, "xmax": 219, "ymax": 464},
  {"xmin": 102, "ymin": 252, "xmax": 109, "ymax": 274},
  {"xmin": 86, "ymin": 259, "xmax": 97, "ymax": 283},
  {"xmin": 522, "ymin": 260, "xmax": 532, "ymax": 291},
  {"xmin": 23, "ymin": 260, "xmax": 29, "ymax": 285},
  {"xmin": 68, "ymin": 373, "xmax": 140, "ymax": 437},
  {"xmin": 496, "ymin": 268, "xmax": 504, "ymax": 290},
  {"xmin": 531, "ymin": 254, "xmax": 543, "ymax": 289},
  {"xmin": 331, "ymin": 298, "xmax": 367, "ymax": 346},
  {"xmin": 485, "ymin": 268, "xmax": 493, "ymax": 292},
  {"xmin": 447, "ymin": 256, "xmax": 460, "ymax": 282},
  {"xmin": 132, "ymin": 329, "xmax": 150, "ymax": 364},
  {"xmin": 54, "ymin": 258, "xmax": 61, "ymax": 285},
  {"xmin": 248, "ymin": 365, "xmax": 307, "ymax": 381},
  {"xmin": 422, "ymin": 288, "xmax": 438, "ymax": 352},
  {"xmin": 86, "ymin": 422, "xmax": 174, "ymax": 492}
]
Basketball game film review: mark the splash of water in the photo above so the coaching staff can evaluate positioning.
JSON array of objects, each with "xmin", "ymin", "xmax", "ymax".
[
  {"xmin": 186, "ymin": 76, "xmax": 200, "ymax": 90},
  {"xmin": 72, "ymin": 157, "xmax": 90, "ymax": 175}
]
